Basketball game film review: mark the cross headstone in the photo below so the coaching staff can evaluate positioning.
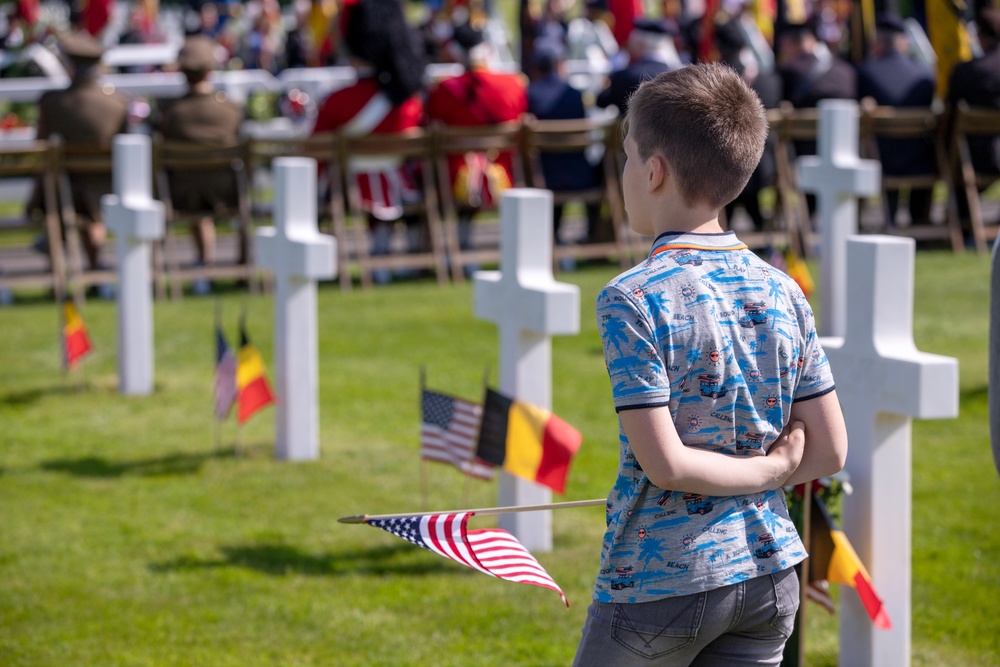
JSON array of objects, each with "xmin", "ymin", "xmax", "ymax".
[
  {"xmin": 822, "ymin": 236, "xmax": 959, "ymax": 667},
  {"xmin": 101, "ymin": 134, "xmax": 164, "ymax": 396},
  {"xmin": 254, "ymin": 157, "xmax": 336, "ymax": 461},
  {"xmin": 797, "ymin": 99, "xmax": 881, "ymax": 337},
  {"xmin": 473, "ymin": 189, "xmax": 580, "ymax": 552},
  {"xmin": 990, "ymin": 236, "xmax": 1000, "ymax": 476}
]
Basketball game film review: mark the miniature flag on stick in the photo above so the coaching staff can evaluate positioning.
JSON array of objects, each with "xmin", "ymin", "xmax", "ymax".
[
  {"xmin": 62, "ymin": 298, "xmax": 93, "ymax": 369},
  {"xmin": 809, "ymin": 493, "xmax": 892, "ymax": 629},
  {"xmin": 366, "ymin": 511, "xmax": 569, "ymax": 607},
  {"xmin": 421, "ymin": 388, "xmax": 494, "ymax": 480},
  {"xmin": 784, "ymin": 248, "xmax": 815, "ymax": 298},
  {"xmin": 475, "ymin": 388, "xmax": 582, "ymax": 494},
  {"xmin": 214, "ymin": 324, "xmax": 238, "ymax": 421},
  {"xmin": 236, "ymin": 319, "xmax": 275, "ymax": 424}
]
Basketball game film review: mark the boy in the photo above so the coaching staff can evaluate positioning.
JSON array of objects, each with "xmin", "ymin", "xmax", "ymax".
[{"xmin": 574, "ymin": 63, "xmax": 848, "ymax": 666}]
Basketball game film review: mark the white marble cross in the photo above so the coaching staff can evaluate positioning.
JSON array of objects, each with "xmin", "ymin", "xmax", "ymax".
[
  {"xmin": 473, "ymin": 189, "xmax": 580, "ymax": 552},
  {"xmin": 797, "ymin": 99, "xmax": 881, "ymax": 337},
  {"xmin": 101, "ymin": 134, "xmax": 164, "ymax": 396},
  {"xmin": 255, "ymin": 157, "xmax": 336, "ymax": 461},
  {"xmin": 990, "ymin": 237, "xmax": 1000, "ymax": 476},
  {"xmin": 822, "ymin": 236, "xmax": 959, "ymax": 667}
]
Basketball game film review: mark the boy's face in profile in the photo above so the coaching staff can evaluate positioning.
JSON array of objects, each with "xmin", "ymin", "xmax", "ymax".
[{"xmin": 622, "ymin": 130, "xmax": 654, "ymax": 236}]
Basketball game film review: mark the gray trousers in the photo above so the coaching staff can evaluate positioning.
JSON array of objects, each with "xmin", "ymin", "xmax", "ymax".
[{"xmin": 573, "ymin": 567, "xmax": 799, "ymax": 667}]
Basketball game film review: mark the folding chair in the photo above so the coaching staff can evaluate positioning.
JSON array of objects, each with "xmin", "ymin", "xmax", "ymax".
[
  {"xmin": 0, "ymin": 140, "xmax": 68, "ymax": 302},
  {"xmin": 771, "ymin": 103, "xmax": 820, "ymax": 258},
  {"xmin": 431, "ymin": 120, "xmax": 526, "ymax": 282},
  {"xmin": 51, "ymin": 139, "xmax": 117, "ymax": 303},
  {"xmin": 329, "ymin": 128, "xmax": 449, "ymax": 290},
  {"xmin": 521, "ymin": 113, "xmax": 632, "ymax": 270},
  {"xmin": 858, "ymin": 99, "xmax": 963, "ymax": 252},
  {"xmin": 153, "ymin": 137, "xmax": 258, "ymax": 299},
  {"xmin": 948, "ymin": 101, "xmax": 1000, "ymax": 254}
]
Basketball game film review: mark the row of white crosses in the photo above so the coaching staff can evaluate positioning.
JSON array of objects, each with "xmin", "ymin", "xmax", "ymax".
[
  {"xmin": 105, "ymin": 105, "xmax": 963, "ymax": 665},
  {"xmin": 799, "ymin": 100, "xmax": 958, "ymax": 667},
  {"xmin": 102, "ymin": 135, "xmax": 335, "ymax": 461}
]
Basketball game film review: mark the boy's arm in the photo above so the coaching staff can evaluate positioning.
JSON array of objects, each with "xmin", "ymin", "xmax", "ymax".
[
  {"xmin": 782, "ymin": 390, "xmax": 848, "ymax": 486},
  {"xmin": 619, "ymin": 407, "xmax": 805, "ymax": 496}
]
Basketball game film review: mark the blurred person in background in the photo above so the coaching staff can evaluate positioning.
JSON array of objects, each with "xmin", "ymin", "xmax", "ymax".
[
  {"xmin": 156, "ymin": 35, "xmax": 243, "ymax": 293},
  {"xmin": 857, "ymin": 12, "xmax": 936, "ymax": 228},
  {"xmin": 311, "ymin": 0, "xmax": 427, "ymax": 283},
  {"xmin": 527, "ymin": 37, "xmax": 603, "ymax": 250},
  {"xmin": 596, "ymin": 18, "xmax": 679, "ymax": 114},
  {"xmin": 427, "ymin": 16, "xmax": 527, "ymax": 270},
  {"xmin": 32, "ymin": 33, "xmax": 128, "ymax": 284},
  {"xmin": 946, "ymin": 6, "xmax": 1000, "ymax": 230}
]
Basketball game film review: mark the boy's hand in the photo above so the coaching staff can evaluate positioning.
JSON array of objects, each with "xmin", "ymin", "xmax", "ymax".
[{"xmin": 767, "ymin": 420, "xmax": 805, "ymax": 483}]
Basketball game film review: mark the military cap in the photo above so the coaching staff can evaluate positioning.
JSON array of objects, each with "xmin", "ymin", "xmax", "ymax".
[
  {"xmin": 452, "ymin": 22, "xmax": 485, "ymax": 51},
  {"xmin": 875, "ymin": 12, "xmax": 906, "ymax": 34},
  {"xmin": 631, "ymin": 18, "xmax": 671, "ymax": 36},
  {"xmin": 58, "ymin": 32, "xmax": 105, "ymax": 62},
  {"xmin": 177, "ymin": 36, "xmax": 219, "ymax": 72}
]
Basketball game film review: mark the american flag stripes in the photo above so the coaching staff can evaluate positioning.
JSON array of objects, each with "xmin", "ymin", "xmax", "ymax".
[
  {"xmin": 214, "ymin": 326, "xmax": 238, "ymax": 421},
  {"xmin": 420, "ymin": 389, "xmax": 494, "ymax": 480},
  {"xmin": 367, "ymin": 512, "xmax": 568, "ymax": 607}
]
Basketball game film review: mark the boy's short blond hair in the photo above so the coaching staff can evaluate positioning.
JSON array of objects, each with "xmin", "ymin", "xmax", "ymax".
[{"xmin": 625, "ymin": 63, "xmax": 768, "ymax": 209}]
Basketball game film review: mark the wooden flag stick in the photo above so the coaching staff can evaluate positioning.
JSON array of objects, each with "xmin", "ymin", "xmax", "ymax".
[{"xmin": 338, "ymin": 497, "xmax": 605, "ymax": 524}]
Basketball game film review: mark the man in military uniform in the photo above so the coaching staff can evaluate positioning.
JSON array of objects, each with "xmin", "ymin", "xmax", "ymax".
[
  {"xmin": 156, "ymin": 35, "xmax": 243, "ymax": 284},
  {"xmin": 36, "ymin": 32, "xmax": 129, "ymax": 273}
]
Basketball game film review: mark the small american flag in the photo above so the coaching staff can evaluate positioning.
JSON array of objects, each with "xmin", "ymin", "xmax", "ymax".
[
  {"xmin": 421, "ymin": 389, "xmax": 494, "ymax": 480},
  {"xmin": 367, "ymin": 512, "xmax": 568, "ymax": 607},
  {"xmin": 214, "ymin": 326, "xmax": 238, "ymax": 421}
]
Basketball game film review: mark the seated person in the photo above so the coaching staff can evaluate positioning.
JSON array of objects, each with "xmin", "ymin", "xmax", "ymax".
[
  {"xmin": 427, "ymin": 18, "xmax": 528, "ymax": 258},
  {"xmin": 947, "ymin": 7, "xmax": 1000, "ymax": 229},
  {"xmin": 527, "ymin": 38, "xmax": 604, "ymax": 247},
  {"xmin": 311, "ymin": 0, "xmax": 427, "ymax": 283},
  {"xmin": 595, "ymin": 19, "xmax": 679, "ymax": 115},
  {"xmin": 156, "ymin": 35, "xmax": 243, "ymax": 290},
  {"xmin": 34, "ymin": 33, "xmax": 129, "ymax": 277},
  {"xmin": 857, "ymin": 13, "xmax": 937, "ymax": 227}
]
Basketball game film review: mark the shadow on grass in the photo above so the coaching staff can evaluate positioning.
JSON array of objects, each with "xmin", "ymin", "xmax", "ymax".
[
  {"xmin": 0, "ymin": 384, "xmax": 96, "ymax": 406},
  {"xmin": 149, "ymin": 542, "xmax": 456, "ymax": 578},
  {"xmin": 40, "ymin": 449, "xmax": 235, "ymax": 478}
]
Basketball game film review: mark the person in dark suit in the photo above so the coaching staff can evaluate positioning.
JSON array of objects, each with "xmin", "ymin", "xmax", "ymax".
[
  {"xmin": 948, "ymin": 7, "xmax": 1000, "ymax": 176},
  {"xmin": 527, "ymin": 38, "xmax": 603, "ymax": 246},
  {"xmin": 156, "ymin": 36, "xmax": 244, "ymax": 286},
  {"xmin": 35, "ymin": 33, "xmax": 129, "ymax": 273},
  {"xmin": 717, "ymin": 18, "xmax": 782, "ymax": 231},
  {"xmin": 596, "ymin": 19, "xmax": 677, "ymax": 114},
  {"xmin": 776, "ymin": 21, "xmax": 856, "ymax": 110},
  {"xmin": 776, "ymin": 21, "xmax": 856, "ymax": 216},
  {"xmin": 857, "ymin": 12, "xmax": 937, "ymax": 227}
]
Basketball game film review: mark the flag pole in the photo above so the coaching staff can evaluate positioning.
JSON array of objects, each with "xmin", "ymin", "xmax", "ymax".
[
  {"xmin": 419, "ymin": 365, "xmax": 429, "ymax": 511},
  {"xmin": 338, "ymin": 497, "xmax": 605, "ymax": 524}
]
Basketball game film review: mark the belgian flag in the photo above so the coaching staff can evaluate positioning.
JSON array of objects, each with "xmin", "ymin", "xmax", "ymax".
[
  {"xmin": 236, "ymin": 322, "xmax": 275, "ymax": 425},
  {"xmin": 475, "ymin": 388, "xmax": 582, "ymax": 494},
  {"xmin": 809, "ymin": 493, "xmax": 892, "ymax": 629},
  {"xmin": 62, "ymin": 298, "xmax": 93, "ymax": 370}
]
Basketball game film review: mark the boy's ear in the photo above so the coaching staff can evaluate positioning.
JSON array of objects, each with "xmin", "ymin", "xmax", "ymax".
[{"xmin": 647, "ymin": 154, "xmax": 669, "ymax": 193}]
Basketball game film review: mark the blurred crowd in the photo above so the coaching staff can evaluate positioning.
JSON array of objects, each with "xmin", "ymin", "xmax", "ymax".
[{"xmin": 2, "ymin": 0, "xmax": 998, "ymax": 288}]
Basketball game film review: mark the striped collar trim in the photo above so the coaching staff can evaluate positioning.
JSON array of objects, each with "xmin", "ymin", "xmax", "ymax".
[{"xmin": 649, "ymin": 231, "xmax": 747, "ymax": 256}]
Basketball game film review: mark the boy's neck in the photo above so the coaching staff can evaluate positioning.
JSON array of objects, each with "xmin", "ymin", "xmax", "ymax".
[{"xmin": 651, "ymin": 206, "xmax": 726, "ymax": 236}]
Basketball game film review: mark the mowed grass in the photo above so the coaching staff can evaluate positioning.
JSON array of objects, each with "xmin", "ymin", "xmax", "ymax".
[{"xmin": 0, "ymin": 250, "xmax": 997, "ymax": 666}]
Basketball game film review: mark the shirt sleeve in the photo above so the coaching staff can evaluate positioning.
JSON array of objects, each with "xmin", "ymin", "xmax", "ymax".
[
  {"xmin": 793, "ymin": 306, "xmax": 836, "ymax": 402},
  {"xmin": 596, "ymin": 284, "xmax": 671, "ymax": 412}
]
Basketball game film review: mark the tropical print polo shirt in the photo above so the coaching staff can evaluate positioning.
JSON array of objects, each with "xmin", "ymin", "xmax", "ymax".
[{"xmin": 592, "ymin": 231, "xmax": 836, "ymax": 603}]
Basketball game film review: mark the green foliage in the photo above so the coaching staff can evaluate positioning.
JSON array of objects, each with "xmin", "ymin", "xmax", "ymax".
[{"xmin": 0, "ymin": 251, "xmax": 997, "ymax": 666}]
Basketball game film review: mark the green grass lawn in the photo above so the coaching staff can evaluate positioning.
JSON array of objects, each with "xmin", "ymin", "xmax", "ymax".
[{"xmin": 1, "ymin": 251, "xmax": 998, "ymax": 666}]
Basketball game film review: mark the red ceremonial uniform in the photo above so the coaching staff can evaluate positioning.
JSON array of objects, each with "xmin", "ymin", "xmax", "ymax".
[
  {"xmin": 427, "ymin": 68, "xmax": 527, "ymax": 209},
  {"xmin": 312, "ymin": 78, "xmax": 424, "ymax": 220}
]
